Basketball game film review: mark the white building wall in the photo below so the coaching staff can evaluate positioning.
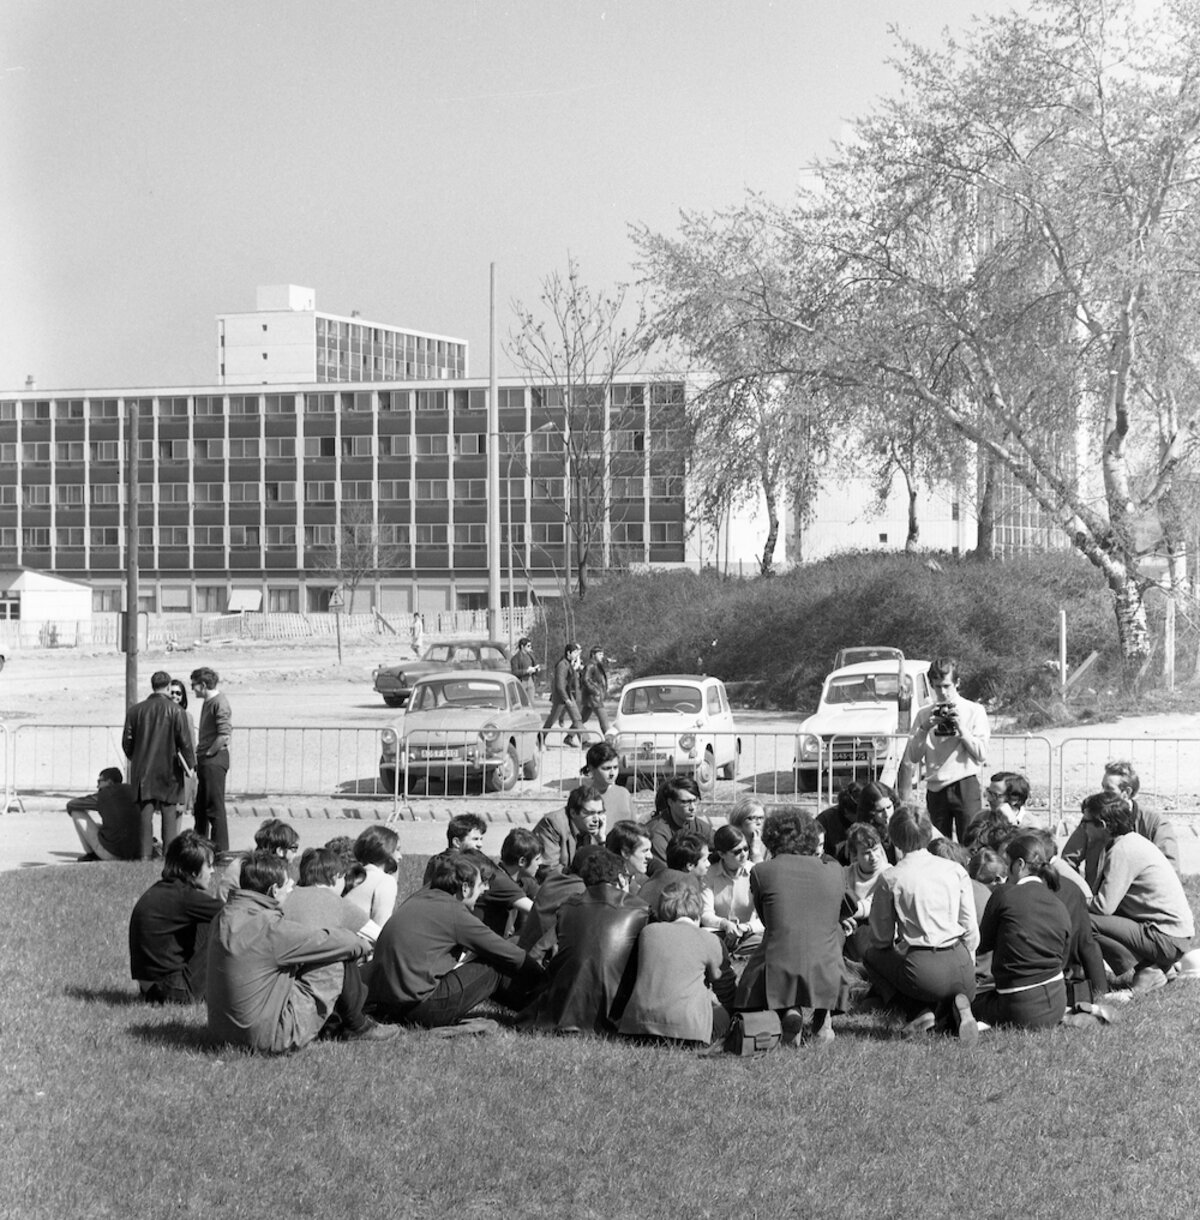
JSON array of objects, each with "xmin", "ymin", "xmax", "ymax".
[{"xmin": 220, "ymin": 312, "xmax": 317, "ymax": 385}]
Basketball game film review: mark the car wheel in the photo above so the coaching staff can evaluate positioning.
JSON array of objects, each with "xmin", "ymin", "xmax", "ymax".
[
  {"xmin": 794, "ymin": 767, "xmax": 817, "ymax": 794},
  {"xmin": 718, "ymin": 741, "xmax": 741, "ymax": 781},
  {"xmin": 488, "ymin": 744, "xmax": 520, "ymax": 792},
  {"xmin": 379, "ymin": 767, "xmax": 405, "ymax": 794},
  {"xmin": 521, "ymin": 749, "xmax": 540, "ymax": 781},
  {"xmin": 383, "ymin": 695, "xmax": 407, "ymax": 709},
  {"xmin": 695, "ymin": 749, "xmax": 717, "ymax": 795}
]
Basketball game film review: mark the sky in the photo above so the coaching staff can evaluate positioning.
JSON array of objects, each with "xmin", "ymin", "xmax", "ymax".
[{"xmin": 1, "ymin": 0, "xmax": 1022, "ymax": 392}]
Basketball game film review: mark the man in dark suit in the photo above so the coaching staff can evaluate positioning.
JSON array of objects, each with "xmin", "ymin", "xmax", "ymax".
[
  {"xmin": 191, "ymin": 666, "xmax": 233, "ymax": 853},
  {"xmin": 122, "ymin": 670, "xmax": 195, "ymax": 859}
]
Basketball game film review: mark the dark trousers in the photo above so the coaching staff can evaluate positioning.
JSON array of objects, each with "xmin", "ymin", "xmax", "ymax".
[
  {"xmin": 543, "ymin": 699, "xmax": 584, "ymax": 743},
  {"xmin": 139, "ymin": 801, "xmax": 180, "ymax": 859},
  {"xmin": 580, "ymin": 701, "xmax": 611, "ymax": 736},
  {"xmin": 974, "ymin": 978, "xmax": 1066, "ymax": 1030},
  {"xmin": 1090, "ymin": 914, "xmax": 1189, "ymax": 976},
  {"xmin": 864, "ymin": 942, "xmax": 976, "ymax": 1026},
  {"xmin": 402, "ymin": 962, "xmax": 502, "ymax": 1028},
  {"xmin": 194, "ymin": 753, "xmax": 229, "ymax": 852},
  {"xmin": 926, "ymin": 775, "xmax": 982, "ymax": 843}
]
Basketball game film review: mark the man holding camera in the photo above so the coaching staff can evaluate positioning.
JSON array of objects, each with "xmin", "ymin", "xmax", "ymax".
[{"xmin": 897, "ymin": 657, "xmax": 989, "ymax": 843}]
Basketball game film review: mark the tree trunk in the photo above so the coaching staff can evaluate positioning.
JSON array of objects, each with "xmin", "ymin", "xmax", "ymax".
[
  {"xmin": 901, "ymin": 465, "xmax": 919, "ymax": 553},
  {"xmin": 760, "ymin": 493, "xmax": 779, "ymax": 577},
  {"xmin": 1110, "ymin": 571, "xmax": 1151, "ymax": 669},
  {"xmin": 974, "ymin": 447, "xmax": 996, "ymax": 561}
]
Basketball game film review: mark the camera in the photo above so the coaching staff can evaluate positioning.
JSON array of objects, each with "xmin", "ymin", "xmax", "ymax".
[{"xmin": 930, "ymin": 702, "xmax": 959, "ymax": 737}]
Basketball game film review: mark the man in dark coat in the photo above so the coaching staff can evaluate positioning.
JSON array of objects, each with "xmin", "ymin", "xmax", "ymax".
[
  {"xmin": 521, "ymin": 850, "xmax": 649, "ymax": 1036},
  {"xmin": 540, "ymin": 642, "xmax": 585, "ymax": 748},
  {"xmin": 122, "ymin": 669, "xmax": 195, "ymax": 859}
]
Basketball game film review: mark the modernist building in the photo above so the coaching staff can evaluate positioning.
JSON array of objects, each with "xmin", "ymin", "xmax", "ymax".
[
  {"xmin": 217, "ymin": 285, "xmax": 469, "ymax": 386},
  {"xmin": 0, "ymin": 376, "xmax": 688, "ymax": 617}
]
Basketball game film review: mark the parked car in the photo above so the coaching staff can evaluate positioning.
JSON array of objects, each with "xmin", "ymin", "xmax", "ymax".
[
  {"xmin": 793, "ymin": 656, "xmax": 932, "ymax": 794},
  {"xmin": 832, "ymin": 645, "xmax": 905, "ymax": 670},
  {"xmin": 372, "ymin": 639, "xmax": 510, "ymax": 708},
  {"xmin": 611, "ymin": 674, "xmax": 740, "ymax": 794},
  {"xmin": 378, "ymin": 670, "xmax": 541, "ymax": 794}
]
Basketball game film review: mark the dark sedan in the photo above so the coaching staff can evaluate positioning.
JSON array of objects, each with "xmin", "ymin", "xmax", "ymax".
[{"xmin": 371, "ymin": 639, "xmax": 510, "ymax": 708}]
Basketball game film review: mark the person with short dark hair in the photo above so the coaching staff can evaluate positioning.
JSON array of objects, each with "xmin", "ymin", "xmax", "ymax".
[
  {"xmin": 636, "ymin": 832, "xmax": 710, "ymax": 919},
  {"xmin": 285, "ymin": 847, "xmax": 378, "ymax": 943},
  {"xmin": 841, "ymin": 822, "xmax": 891, "ymax": 961},
  {"xmin": 129, "ymin": 830, "xmax": 224, "ymax": 1004},
  {"xmin": 643, "ymin": 777, "xmax": 715, "ymax": 874},
  {"xmin": 618, "ymin": 879, "xmax": 737, "ymax": 1046},
  {"xmin": 540, "ymin": 642, "xmax": 586, "ymax": 748},
  {"xmin": 475, "ymin": 828, "xmax": 542, "ymax": 939},
  {"xmin": 863, "ymin": 809, "xmax": 980, "ymax": 1042},
  {"xmin": 1083, "ymin": 790, "xmax": 1194, "ymax": 991},
  {"xmin": 67, "ymin": 766, "xmax": 141, "ymax": 862},
  {"xmin": 510, "ymin": 636, "xmax": 540, "ymax": 702},
  {"xmin": 207, "ymin": 850, "xmax": 393, "ymax": 1051},
  {"xmin": 897, "ymin": 657, "xmax": 990, "ymax": 843},
  {"xmin": 122, "ymin": 670, "xmax": 196, "ymax": 858},
  {"xmin": 368, "ymin": 853, "xmax": 540, "ymax": 1027},
  {"xmin": 522, "ymin": 848, "xmax": 649, "ymax": 1036},
  {"xmin": 580, "ymin": 645, "xmax": 612, "ymax": 739},
  {"xmin": 816, "ymin": 783, "xmax": 864, "ymax": 863},
  {"xmin": 577, "ymin": 741, "xmax": 633, "ymax": 823},
  {"xmin": 734, "ymin": 808, "xmax": 851, "ymax": 1045},
  {"xmin": 190, "ymin": 667, "xmax": 232, "ymax": 853},
  {"xmin": 532, "ymin": 786, "xmax": 606, "ymax": 873},
  {"xmin": 701, "ymin": 824, "xmax": 764, "ymax": 960},
  {"xmin": 421, "ymin": 813, "xmax": 490, "ymax": 886},
  {"xmin": 254, "ymin": 818, "xmax": 300, "ymax": 866},
  {"xmin": 605, "ymin": 820, "xmax": 653, "ymax": 887}
]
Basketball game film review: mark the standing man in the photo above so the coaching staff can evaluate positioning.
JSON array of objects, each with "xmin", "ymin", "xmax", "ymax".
[
  {"xmin": 123, "ymin": 670, "xmax": 195, "ymax": 859},
  {"xmin": 510, "ymin": 636, "xmax": 540, "ymax": 703},
  {"xmin": 580, "ymin": 645, "xmax": 611, "ymax": 739},
  {"xmin": 541, "ymin": 642, "xmax": 585, "ymax": 748},
  {"xmin": 191, "ymin": 666, "xmax": 232, "ymax": 853},
  {"xmin": 897, "ymin": 657, "xmax": 989, "ymax": 843}
]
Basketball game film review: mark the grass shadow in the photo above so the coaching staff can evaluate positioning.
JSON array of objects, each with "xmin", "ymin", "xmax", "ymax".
[
  {"xmin": 128, "ymin": 1019, "xmax": 218, "ymax": 1051},
  {"xmin": 64, "ymin": 984, "xmax": 143, "ymax": 1006}
]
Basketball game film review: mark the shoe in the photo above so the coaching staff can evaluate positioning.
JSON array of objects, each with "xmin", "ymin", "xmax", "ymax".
[
  {"xmin": 953, "ymin": 994, "xmax": 979, "ymax": 1045},
  {"xmin": 563, "ymin": 735, "xmax": 580, "ymax": 748},
  {"xmin": 780, "ymin": 1008, "xmax": 804, "ymax": 1047},
  {"xmin": 429, "ymin": 1018, "xmax": 500, "ymax": 1039},
  {"xmin": 809, "ymin": 1014, "xmax": 835, "ymax": 1043},
  {"xmin": 901, "ymin": 1010, "xmax": 935, "ymax": 1039},
  {"xmin": 342, "ymin": 1018, "xmax": 400, "ymax": 1043},
  {"xmin": 76, "ymin": 852, "xmax": 100, "ymax": 863},
  {"xmin": 1076, "ymin": 1001, "xmax": 1116, "ymax": 1025},
  {"xmin": 1131, "ymin": 966, "xmax": 1168, "ymax": 994}
]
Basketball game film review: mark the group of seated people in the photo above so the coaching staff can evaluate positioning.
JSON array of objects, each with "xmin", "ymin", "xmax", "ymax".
[{"xmin": 124, "ymin": 740, "xmax": 1195, "ymax": 1054}]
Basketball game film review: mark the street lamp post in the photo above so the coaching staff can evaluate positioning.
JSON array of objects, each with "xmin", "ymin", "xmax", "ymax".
[{"xmin": 504, "ymin": 420, "xmax": 557, "ymax": 650}]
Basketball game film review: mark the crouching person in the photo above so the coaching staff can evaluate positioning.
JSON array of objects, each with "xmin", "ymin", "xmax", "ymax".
[
  {"xmin": 206, "ymin": 850, "xmax": 396, "ymax": 1052},
  {"xmin": 367, "ymin": 853, "xmax": 542, "ymax": 1028},
  {"xmin": 68, "ymin": 766, "xmax": 141, "ymax": 862}
]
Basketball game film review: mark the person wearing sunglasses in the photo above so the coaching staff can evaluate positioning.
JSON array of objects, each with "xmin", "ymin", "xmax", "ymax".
[
  {"xmin": 701, "ymin": 824, "xmax": 764, "ymax": 962},
  {"xmin": 167, "ymin": 680, "xmax": 198, "ymax": 826},
  {"xmin": 644, "ymin": 776, "xmax": 713, "ymax": 875}
]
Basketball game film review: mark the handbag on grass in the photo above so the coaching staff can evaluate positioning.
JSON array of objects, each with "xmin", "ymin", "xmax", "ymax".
[{"xmin": 724, "ymin": 1010, "xmax": 781, "ymax": 1055}]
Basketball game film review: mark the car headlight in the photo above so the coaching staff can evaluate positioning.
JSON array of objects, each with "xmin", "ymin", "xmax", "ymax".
[
  {"xmin": 479, "ymin": 722, "xmax": 501, "ymax": 745},
  {"xmin": 798, "ymin": 733, "xmax": 820, "ymax": 760},
  {"xmin": 382, "ymin": 728, "xmax": 398, "ymax": 747},
  {"xmin": 678, "ymin": 733, "xmax": 696, "ymax": 751},
  {"xmin": 872, "ymin": 735, "xmax": 890, "ymax": 753}
]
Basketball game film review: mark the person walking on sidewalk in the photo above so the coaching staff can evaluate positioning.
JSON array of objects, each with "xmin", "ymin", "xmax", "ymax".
[
  {"xmin": 123, "ymin": 670, "xmax": 195, "ymax": 859},
  {"xmin": 541, "ymin": 642, "xmax": 585, "ymax": 748},
  {"xmin": 191, "ymin": 667, "xmax": 233, "ymax": 853},
  {"xmin": 581, "ymin": 645, "xmax": 612, "ymax": 739}
]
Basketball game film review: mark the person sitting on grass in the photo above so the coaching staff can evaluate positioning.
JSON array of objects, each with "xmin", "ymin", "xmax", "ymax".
[
  {"xmin": 129, "ymin": 830, "xmax": 224, "ymax": 1004},
  {"xmin": 475, "ymin": 828, "xmax": 542, "ymax": 939},
  {"xmin": 285, "ymin": 847, "xmax": 381, "ymax": 945},
  {"xmin": 618, "ymin": 879, "xmax": 737, "ymax": 1048},
  {"xmin": 345, "ymin": 824, "xmax": 402, "ymax": 927},
  {"xmin": 700, "ymin": 824, "xmax": 764, "ymax": 961},
  {"xmin": 521, "ymin": 848, "xmax": 649, "ymax": 1037},
  {"xmin": 576, "ymin": 741, "xmax": 633, "ymax": 823},
  {"xmin": 841, "ymin": 822, "xmax": 891, "ymax": 963},
  {"xmin": 367, "ymin": 853, "xmax": 541, "ymax": 1028},
  {"xmin": 973, "ymin": 833, "xmax": 1072, "ymax": 1030},
  {"xmin": 1083, "ymin": 791, "xmax": 1194, "ymax": 993},
  {"xmin": 532, "ymin": 786, "xmax": 607, "ymax": 875},
  {"xmin": 635, "ymin": 832, "xmax": 710, "ymax": 920},
  {"xmin": 964, "ymin": 773, "xmax": 1037, "ymax": 851},
  {"xmin": 643, "ymin": 777, "xmax": 714, "ymax": 875},
  {"xmin": 605, "ymin": 820, "xmax": 654, "ymax": 896},
  {"xmin": 206, "ymin": 850, "xmax": 394, "ymax": 1052},
  {"xmin": 863, "ymin": 809, "xmax": 980, "ymax": 1043},
  {"xmin": 816, "ymin": 782, "xmax": 864, "ymax": 864},
  {"xmin": 421, "ymin": 813, "xmax": 489, "ymax": 886},
  {"xmin": 68, "ymin": 766, "xmax": 141, "ymax": 863},
  {"xmin": 254, "ymin": 818, "xmax": 302, "ymax": 877}
]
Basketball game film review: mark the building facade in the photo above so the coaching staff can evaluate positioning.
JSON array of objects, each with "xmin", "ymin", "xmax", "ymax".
[
  {"xmin": 217, "ymin": 285, "xmax": 469, "ymax": 386},
  {"xmin": 0, "ymin": 377, "xmax": 688, "ymax": 617}
]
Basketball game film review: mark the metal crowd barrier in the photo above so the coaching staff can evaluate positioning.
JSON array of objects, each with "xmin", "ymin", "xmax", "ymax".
[{"xmin": 5, "ymin": 722, "xmax": 1199, "ymax": 822}]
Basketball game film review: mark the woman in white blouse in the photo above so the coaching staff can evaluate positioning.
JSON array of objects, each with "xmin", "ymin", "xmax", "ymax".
[{"xmin": 701, "ymin": 824, "xmax": 764, "ymax": 963}]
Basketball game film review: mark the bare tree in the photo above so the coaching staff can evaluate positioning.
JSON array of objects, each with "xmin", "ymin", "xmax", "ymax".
[
  {"xmin": 507, "ymin": 257, "xmax": 656, "ymax": 600},
  {"xmin": 309, "ymin": 501, "xmax": 403, "ymax": 613}
]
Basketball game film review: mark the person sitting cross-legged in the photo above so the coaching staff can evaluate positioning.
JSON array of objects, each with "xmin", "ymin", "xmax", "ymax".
[
  {"xmin": 368, "ymin": 853, "xmax": 543, "ymax": 1028},
  {"xmin": 1083, "ymin": 790, "xmax": 1194, "ymax": 992},
  {"xmin": 285, "ymin": 847, "xmax": 381, "ymax": 945},
  {"xmin": 206, "ymin": 850, "xmax": 395, "ymax": 1052},
  {"xmin": 68, "ymin": 766, "xmax": 141, "ymax": 863},
  {"xmin": 129, "ymin": 830, "xmax": 224, "ymax": 1004}
]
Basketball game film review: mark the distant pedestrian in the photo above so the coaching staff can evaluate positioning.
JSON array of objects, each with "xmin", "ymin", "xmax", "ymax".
[
  {"xmin": 580, "ymin": 646, "xmax": 611, "ymax": 739},
  {"xmin": 541, "ymin": 642, "xmax": 585, "ymax": 748},
  {"xmin": 411, "ymin": 612, "xmax": 425, "ymax": 656},
  {"xmin": 191, "ymin": 666, "xmax": 232, "ymax": 853},
  {"xmin": 122, "ymin": 670, "xmax": 195, "ymax": 859},
  {"xmin": 510, "ymin": 636, "xmax": 541, "ymax": 703}
]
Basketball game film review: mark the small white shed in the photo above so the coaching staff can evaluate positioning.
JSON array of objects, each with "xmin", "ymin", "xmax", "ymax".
[{"xmin": 0, "ymin": 569, "xmax": 94, "ymax": 648}]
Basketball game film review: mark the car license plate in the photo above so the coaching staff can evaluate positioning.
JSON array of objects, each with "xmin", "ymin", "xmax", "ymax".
[
  {"xmin": 416, "ymin": 748, "xmax": 459, "ymax": 761},
  {"xmin": 638, "ymin": 742, "xmax": 667, "ymax": 760}
]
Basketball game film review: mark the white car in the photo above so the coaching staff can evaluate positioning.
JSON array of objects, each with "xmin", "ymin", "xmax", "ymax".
[
  {"xmin": 612, "ymin": 674, "xmax": 740, "ymax": 794},
  {"xmin": 793, "ymin": 657, "xmax": 933, "ymax": 794}
]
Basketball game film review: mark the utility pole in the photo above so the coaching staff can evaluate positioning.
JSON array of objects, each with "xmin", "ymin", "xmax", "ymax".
[
  {"xmin": 124, "ymin": 399, "xmax": 140, "ymax": 708},
  {"xmin": 486, "ymin": 263, "xmax": 501, "ymax": 642}
]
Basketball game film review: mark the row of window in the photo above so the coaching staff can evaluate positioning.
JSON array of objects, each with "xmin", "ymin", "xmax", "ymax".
[
  {"xmin": 2, "ymin": 383, "xmax": 681, "ymax": 422},
  {"xmin": 9, "ymin": 520, "xmax": 683, "ymax": 550}
]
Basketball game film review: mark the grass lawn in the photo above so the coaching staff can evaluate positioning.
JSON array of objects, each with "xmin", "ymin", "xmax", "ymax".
[{"xmin": 3, "ymin": 860, "xmax": 1199, "ymax": 1220}]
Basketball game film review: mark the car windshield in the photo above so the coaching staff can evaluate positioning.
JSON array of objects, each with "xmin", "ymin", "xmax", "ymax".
[
  {"xmin": 410, "ymin": 679, "xmax": 507, "ymax": 711},
  {"xmin": 423, "ymin": 645, "xmax": 454, "ymax": 662},
  {"xmin": 620, "ymin": 684, "xmax": 703, "ymax": 716},
  {"xmin": 824, "ymin": 673, "xmax": 901, "ymax": 704}
]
